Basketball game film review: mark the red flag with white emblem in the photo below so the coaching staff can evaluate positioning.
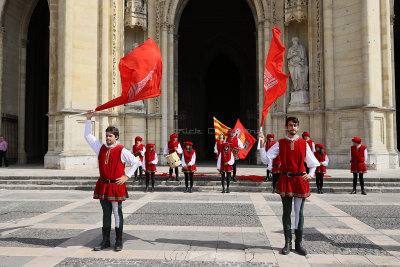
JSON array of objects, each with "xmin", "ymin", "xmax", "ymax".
[{"xmin": 233, "ymin": 119, "xmax": 256, "ymax": 160}]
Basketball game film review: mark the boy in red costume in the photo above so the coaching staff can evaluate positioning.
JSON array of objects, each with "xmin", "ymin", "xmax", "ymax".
[
  {"xmin": 143, "ymin": 143, "xmax": 158, "ymax": 192},
  {"xmin": 182, "ymin": 141, "xmax": 196, "ymax": 193},
  {"xmin": 214, "ymin": 133, "xmax": 225, "ymax": 160},
  {"xmin": 163, "ymin": 133, "xmax": 183, "ymax": 181},
  {"xmin": 259, "ymin": 117, "xmax": 319, "ymax": 256},
  {"xmin": 217, "ymin": 143, "xmax": 235, "ymax": 193},
  {"xmin": 225, "ymin": 129, "xmax": 244, "ymax": 181},
  {"xmin": 130, "ymin": 136, "xmax": 145, "ymax": 181},
  {"xmin": 314, "ymin": 143, "xmax": 329, "ymax": 194},
  {"xmin": 350, "ymin": 137, "xmax": 368, "ymax": 195},
  {"xmin": 302, "ymin": 132, "xmax": 315, "ymax": 174},
  {"xmin": 85, "ymin": 111, "xmax": 140, "ymax": 252}
]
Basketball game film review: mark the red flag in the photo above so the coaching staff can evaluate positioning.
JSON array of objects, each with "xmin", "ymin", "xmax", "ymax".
[
  {"xmin": 233, "ymin": 119, "xmax": 256, "ymax": 159},
  {"xmin": 95, "ymin": 38, "xmax": 162, "ymax": 111},
  {"xmin": 260, "ymin": 26, "xmax": 290, "ymax": 127}
]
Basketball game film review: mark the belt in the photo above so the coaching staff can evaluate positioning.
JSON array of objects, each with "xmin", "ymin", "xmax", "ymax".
[
  {"xmin": 100, "ymin": 177, "xmax": 116, "ymax": 183},
  {"xmin": 351, "ymin": 161, "xmax": 364, "ymax": 163},
  {"xmin": 281, "ymin": 172, "xmax": 306, "ymax": 177}
]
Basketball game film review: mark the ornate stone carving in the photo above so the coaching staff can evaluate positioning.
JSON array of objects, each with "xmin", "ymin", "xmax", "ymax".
[
  {"xmin": 284, "ymin": 0, "xmax": 308, "ymax": 26},
  {"xmin": 111, "ymin": 0, "xmax": 119, "ymax": 101},
  {"xmin": 288, "ymin": 37, "xmax": 309, "ymax": 105},
  {"xmin": 155, "ymin": 0, "xmax": 166, "ymax": 44},
  {"xmin": 125, "ymin": 0, "xmax": 147, "ymax": 30}
]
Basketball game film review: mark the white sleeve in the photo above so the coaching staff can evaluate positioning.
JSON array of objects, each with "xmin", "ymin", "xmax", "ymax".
[
  {"xmin": 364, "ymin": 149, "xmax": 368, "ymax": 162},
  {"xmin": 121, "ymin": 148, "xmax": 140, "ymax": 178},
  {"xmin": 141, "ymin": 146, "xmax": 146, "ymax": 156},
  {"xmin": 305, "ymin": 144, "xmax": 320, "ymax": 177},
  {"xmin": 177, "ymin": 144, "xmax": 183, "ymax": 154},
  {"xmin": 163, "ymin": 143, "xmax": 169, "ymax": 155},
  {"xmin": 237, "ymin": 138, "xmax": 244, "ymax": 149},
  {"xmin": 151, "ymin": 153, "xmax": 158, "ymax": 165},
  {"xmin": 181, "ymin": 153, "xmax": 186, "ymax": 167},
  {"xmin": 349, "ymin": 150, "xmax": 352, "ymax": 161},
  {"xmin": 188, "ymin": 153, "xmax": 196, "ymax": 166},
  {"xmin": 214, "ymin": 144, "xmax": 218, "ymax": 154},
  {"xmin": 265, "ymin": 143, "xmax": 279, "ymax": 162},
  {"xmin": 84, "ymin": 120, "xmax": 103, "ymax": 156},
  {"xmin": 322, "ymin": 155, "xmax": 329, "ymax": 167},
  {"xmin": 228, "ymin": 152, "xmax": 235, "ymax": 165},
  {"xmin": 217, "ymin": 154, "xmax": 221, "ymax": 169},
  {"xmin": 259, "ymin": 146, "xmax": 270, "ymax": 165},
  {"xmin": 130, "ymin": 147, "xmax": 133, "ymax": 154},
  {"xmin": 142, "ymin": 157, "xmax": 146, "ymax": 169},
  {"xmin": 312, "ymin": 142, "xmax": 316, "ymax": 153}
]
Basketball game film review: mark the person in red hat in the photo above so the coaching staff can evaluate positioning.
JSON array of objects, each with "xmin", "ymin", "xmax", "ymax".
[
  {"xmin": 163, "ymin": 133, "xmax": 183, "ymax": 181},
  {"xmin": 84, "ymin": 111, "xmax": 140, "ymax": 252},
  {"xmin": 302, "ymin": 132, "xmax": 316, "ymax": 174},
  {"xmin": 350, "ymin": 137, "xmax": 368, "ymax": 195},
  {"xmin": 314, "ymin": 143, "xmax": 329, "ymax": 194},
  {"xmin": 182, "ymin": 141, "xmax": 196, "ymax": 193},
  {"xmin": 264, "ymin": 134, "xmax": 281, "ymax": 191},
  {"xmin": 259, "ymin": 117, "xmax": 320, "ymax": 256},
  {"xmin": 143, "ymin": 143, "xmax": 158, "ymax": 192},
  {"xmin": 214, "ymin": 133, "xmax": 226, "ymax": 160},
  {"xmin": 217, "ymin": 143, "xmax": 235, "ymax": 193},
  {"xmin": 130, "ymin": 136, "xmax": 146, "ymax": 181},
  {"xmin": 225, "ymin": 129, "xmax": 244, "ymax": 181}
]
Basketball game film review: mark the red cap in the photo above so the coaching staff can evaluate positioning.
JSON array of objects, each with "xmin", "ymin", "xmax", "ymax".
[
  {"xmin": 146, "ymin": 143, "xmax": 155, "ymax": 149},
  {"xmin": 170, "ymin": 133, "xmax": 178, "ymax": 139},
  {"xmin": 302, "ymin": 132, "xmax": 310, "ymax": 137},
  {"xmin": 135, "ymin": 136, "xmax": 143, "ymax": 141},
  {"xmin": 352, "ymin": 137, "xmax": 362, "ymax": 144},
  {"xmin": 315, "ymin": 143, "xmax": 324, "ymax": 149},
  {"xmin": 184, "ymin": 141, "xmax": 193, "ymax": 146},
  {"xmin": 267, "ymin": 134, "xmax": 274, "ymax": 139}
]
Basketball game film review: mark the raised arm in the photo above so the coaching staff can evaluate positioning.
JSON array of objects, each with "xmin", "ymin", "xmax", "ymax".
[{"xmin": 84, "ymin": 111, "xmax": 102, "ymax": 156}]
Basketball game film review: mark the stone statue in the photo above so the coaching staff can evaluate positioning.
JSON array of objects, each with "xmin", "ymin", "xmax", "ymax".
[{"xmin": 287, "ymin": 37, "xmax": 308, "ymax": 91}]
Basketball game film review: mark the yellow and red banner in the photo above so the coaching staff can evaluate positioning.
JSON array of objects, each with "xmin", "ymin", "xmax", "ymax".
[
  {"xmin": 213, "ymin": 117, "xmax": 231, "ymax": 141},
  {"xmin": 233, "ymin": 119, "xmax": 256, "ymax": 159}
]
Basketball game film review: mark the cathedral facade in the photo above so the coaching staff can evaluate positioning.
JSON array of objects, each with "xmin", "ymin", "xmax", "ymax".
[{"xmin": 0, "ymin": 0, "xmax": 398, "ymax": 169}]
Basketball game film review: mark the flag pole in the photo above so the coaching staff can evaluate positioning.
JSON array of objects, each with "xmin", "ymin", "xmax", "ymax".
[
  {"xmin": 257, "ymin": 126, "xmax": 262, "ymax": 150},
  {"xmin": 68, "ymin": 110, "xmax": 95, "ymax": 118}
]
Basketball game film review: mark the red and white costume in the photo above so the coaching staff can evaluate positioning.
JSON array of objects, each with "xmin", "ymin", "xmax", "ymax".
[
  {"xmin": 214, "ymin": 139, "xmax": 225, "ymax": 159},
  {"xmin": 217, "ymin": 145, "xmax": 235, "ymax": 173},
  {"xmin": 130, "ymin": 137, "xmax": 146, "ymax": 162},
  {"xmin": 143, "ymin": 144, "xmax": 158, "ymax": 173},
  {"xmin": 182, "ymin": 142, "xmax": 196, "ymax": 173},
  {"xmin": 163, "ymin": 133, "xmax": 183, "ymax": 156},
  {"xmin": 226, "ymin": 134, "xmax": 244, "ymax": 160},
  {"xmin": 264, "ymin": 134, "xmax": 281, "ymax": 173},
  {"xmin": 350, "ymin": 137, "xmax": 368, "ymax": 173},
  {"xmin": 302, "ymin": 132, "xmax": 316, "ymax": 152},
  {"xmin": 84, "ymin": 120, "xmax": 140, "ymax": 202},
  {"xmin": 260, "ymin": 135, "xmax": 320, "ymax": 198},
  {"xmin": 314, "ymin": 149, "xmax": 329, "ymax": 174}
]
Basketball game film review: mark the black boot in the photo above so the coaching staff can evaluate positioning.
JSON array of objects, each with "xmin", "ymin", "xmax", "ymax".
[
  {"xmin": 189, "ymin": 187, "xmax": 193, "ymax": 193},
  {"xmin": 294, "ymin": 229, "xmax": 307, "ymax": 256},
  {"xmin": 93, "ymin": 227, "xmax": 111, "ymax": 251},
  {"xmin": 114, "ymin": 227, "xmax": 123, "ymax": 251},
  {"xmin": 281, "ymin": 229, "xmax": 292, "ymax": 255}
]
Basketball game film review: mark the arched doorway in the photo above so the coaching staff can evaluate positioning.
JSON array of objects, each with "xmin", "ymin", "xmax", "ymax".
[
  {"xmin": 24, "ymin": 0, "xmax": 49, "ymax": 162},
  {"xmin": 177, "ymin": 0, "xmax": 257, "ymax": 162}
]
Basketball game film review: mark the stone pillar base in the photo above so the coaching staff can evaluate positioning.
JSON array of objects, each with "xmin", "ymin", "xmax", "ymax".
[{"xmin": 44, "ymin": 151, "xmax": 98, "ymax": 170}]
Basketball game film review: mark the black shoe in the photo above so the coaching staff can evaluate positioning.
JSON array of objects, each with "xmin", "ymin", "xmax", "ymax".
[
  {"xmin": 281, "ymin": 229, "xmax": 292, "ymax": 255},
  {"xmin": 145, "ymin": 187, "xmax": 149, "ymax": 192},
  {"xmin": 351, "ymin": 190, "xmax": 356, "ymax": 194},
  {"xmin": 184, "ymin": 188, "xmax": 188, "ymax": 193},
  {"xmin": 320, "ymin": 189, "xmax": 324, "ymax": 194},
  {"xmin": 114, "ymin": 227, "xmax": 123, "ymax": 251},
  {"xmin": 93, "ymin": 227, "xmax": 111, "ymax": 251},
  {"xmin": 222, "ymin": 188, "xmax": 225, "ymax": 193},
  {"xmin": 271, "ymin": 188, "xmax": 275, "ymax": 193},
  {"xmin": 294, "ymin": 230, "xmax": 307, "ymax": 256},
  {"xmin": 232, "ymin": 177, "xmax": 238, "ymax": 182},
  {"xmin": 189, "ymin": 187, "xmax": 193, "ymax": 193},
  {"xmin": 226, "ymin": 188, "xmax": 230, "ymax": 193},
  {"xmin": 361, "ymin": 190, "xmax": 367, "ymax": 195},
  {"xmin": 175, "ymin": 177, "xmax": 179, "ymax": 181},
  {"xmin": 168, "ymin": 176, "xmax": 173, "ymax": 181},
  {"xmin": 151, "ymin": 187, "xmax": 154, "ymax": 193}
]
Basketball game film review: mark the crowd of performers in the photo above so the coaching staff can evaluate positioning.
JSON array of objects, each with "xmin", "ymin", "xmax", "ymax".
[{"xmin": 83, "ymin": 111, "xmax": 368, "ymax": 254}]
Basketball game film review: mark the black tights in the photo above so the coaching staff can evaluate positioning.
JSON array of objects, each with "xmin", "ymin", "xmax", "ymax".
[
  {"xmin": 232, "ymin": 163, "xmax": 237, "ymax": 178},
  {"xmin": 221, "ymin": 172, "xmax": 231, "ymax": 189},
  {"xmin": 169, "ymin": 167, "xmax": 179, "ymax": 178},
  {"xmin": 184, "ymin": 172, "xmax": 194, "ymax": 189},
  {"xmin": 272, "ymin": 173, "xmax": 280, "ymax": 191},
  {"xmin": 134, "ymin": 166, "xmax": 143, "ymax": 179},
  {"xmin": 146, "ymin": 172, "xmax": 155, "ymax": 189},
  {"xmin": 316, "ymin": 173, "xmax": 324, "ymax": 191},
  {"xmin": 353, "ymin": 173, "xmax": 365, "ymax": 191}
]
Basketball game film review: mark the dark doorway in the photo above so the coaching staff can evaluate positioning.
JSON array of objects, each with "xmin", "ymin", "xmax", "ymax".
[
  {"xmin": 178, "ymin": 0, "xmax": 257, "ymax": 162},
  {"xmin": 395, "ymin": 1, "xmax": 400, "ymax": 150},
  {"xmin": 25, "ymin": 0, "xmax": 49, "ymax": 162}
]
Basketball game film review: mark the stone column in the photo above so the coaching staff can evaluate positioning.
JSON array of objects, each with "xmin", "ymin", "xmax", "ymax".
[
  {"xmin": 160, "ymin": 24, "xmax": 168, "ymax": 159},
  {"xmin": 323, "ymin": 0, "xmax": 335, "ymax": 109},
  {"xmin": 257, "ymin": 22, "xmax": 264, "ymax": 131},
  {"xmin": 17, "ymin": 38, "xmax": 27, "ymax": 164},
  {"xmin": 0, "ymin": 27, "xmax": 4, "ymax": 133},
  {"xmin": 380, "ymin": 0, "xmax": 393, "ymax": 108},
  {"xmin": 167, "ymin": 25, "xmax": 174, "ymax": 134}
]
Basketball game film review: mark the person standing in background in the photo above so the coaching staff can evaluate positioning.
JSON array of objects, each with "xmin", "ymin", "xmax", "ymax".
[{"xmin": 0, "ymin": 136, "xmax": 8, "ymax": 167}]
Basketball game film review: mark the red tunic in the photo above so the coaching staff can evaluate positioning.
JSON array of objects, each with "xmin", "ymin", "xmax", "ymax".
[
  {"xmin": 132, "ymin": 143, "xmax": 144, "ymax": 162},
  {"xmin": 220, "ymin": 150, "xmax": 233, "ymax": 172},
  {"xmin": 215, "ymin": 140, "xmax": 225, "ymax": 159},
  {"xmin": 182, "ymin": 148, "xmax": 196, "ymax": 173},
  {"xmin": 275, "ymin": 138, "xmax": 310, "ymax": 198},
  {"xmin": 265, "ymin": 141, "xmax": 281, "ymax": 173},
  {"xmin": 94, "ymin": 145, "xmax": 128, "ymax": 202},
  {"xmin": 144, "ymin": 150, "xmax": 157, "ymax": 173},
  {"xmin": 351, "ymin": 145, "xmax": 367, "ymax": 173},
  {"xmin": 168, "ymin": 140, "xmax": 180, "ymax": 154},
  {"xmin": 226, "ymin": 136, "xmax": 240, "ymax": 160},
  {"xmin": 314, "ymin": 151, "xmax": 327, "ymax": 174}
]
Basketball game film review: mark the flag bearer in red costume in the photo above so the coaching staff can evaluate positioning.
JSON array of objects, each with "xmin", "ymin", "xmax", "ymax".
[
  {"xmin": 350, "ymin": 137, "xmax": 368, "ymax": 195},
  {"xmin": 226, "ymin": 129, "xmax": 244, "ymax": 182},
  {"xmin": 130, "ymin": 136, "xmax": 145, "ymax": 182},
  {"xmin": 217, "ymin": 143, "xmax": 235, "ymax": 193},
  {"xmin": 214, "ymin": 133, "xmax": 225, "ymax": 160},
  {"xmin": 163, "ymin": 133, "xmax": 183, "ymax": 181},
  {"xmin": 182, "ymin": 141, "xmax": 196, "ymax": 193},
  {"xmin": 302, "ymin": 132, "xmax": 315, "ymax": 174},
  {"xmin": 314, "ymin": 143, "xmax": 329, "ymax": 194},
  {"xmin": 143, "ymin": 143, "xmax": 158, "ymax": 192},
  {"xmin": 262, "ymin": 134, "xmax": 281, "ymax": 193},
  {"xmin": 85, "ymin": 111, "xmax": 140, "ymax": 252},
  {"xmin": 259, "ymin": 117, "xmax": 319, "ymax": 256}
]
